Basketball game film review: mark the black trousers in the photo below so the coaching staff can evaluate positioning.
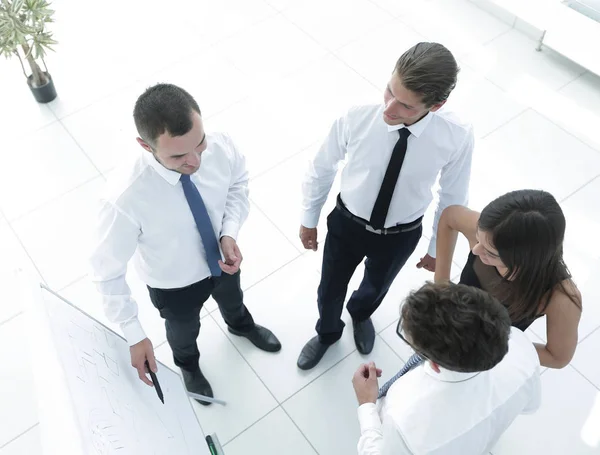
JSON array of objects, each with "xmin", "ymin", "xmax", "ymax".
[
  {"xmin": 147, "ymin": 270, "xmax": 255, "ymax": 372},
  {"xmin": 316, "ymin": 208, "xmax": 422, "ymax": 344}
]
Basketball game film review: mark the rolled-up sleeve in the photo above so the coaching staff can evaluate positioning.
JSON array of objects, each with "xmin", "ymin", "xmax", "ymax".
[
  {"xmin": 301, "ymin": 114, "xmax": 349, "ymax": 228},
  {"xmin": 220, "ymin": 135, "xmax": 250, "ymax": 240},
  {"xmin": 427, "ymin": 126, "xmax": 474, "ymax": 257},
  {"xmin": 89, "ymin": 200, "xmax": 145, "ymax": 345}
]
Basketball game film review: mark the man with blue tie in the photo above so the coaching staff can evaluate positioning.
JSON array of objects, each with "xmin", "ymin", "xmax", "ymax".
[{"xmin": 90, "ymin": 84, "xmax": 281, "ymax": 405}]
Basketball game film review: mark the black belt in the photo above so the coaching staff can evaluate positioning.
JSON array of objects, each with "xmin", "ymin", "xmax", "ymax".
[{"xmin": 336, "ymin": 195, "xmax": 422, "ymax": 235}]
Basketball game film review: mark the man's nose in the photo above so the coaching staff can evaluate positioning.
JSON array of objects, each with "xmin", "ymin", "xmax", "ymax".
[
  {"xmin": 384, "ymin": 98, "xmax": 398, "ymax": 114},
  {"xmin": 186, "ymin": 152, "xmax": 200, "ymax": 168}
]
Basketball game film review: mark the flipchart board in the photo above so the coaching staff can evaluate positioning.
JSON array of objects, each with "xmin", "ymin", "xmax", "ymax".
[{"xmin": 23, "ymin": 277, "xmax": 210, "ymax": 455}]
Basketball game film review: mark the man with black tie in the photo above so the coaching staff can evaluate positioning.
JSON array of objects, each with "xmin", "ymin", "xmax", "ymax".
[
  {"xmin": 90, "ymin": 84, "xmax": 281, "ymax": 404},
  {"xmin": 297, "ymin": 42, "xmax": 474, "ymax": 370}
]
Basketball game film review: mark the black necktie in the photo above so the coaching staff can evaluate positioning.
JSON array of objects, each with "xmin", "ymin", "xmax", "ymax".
[{"xmin": 369, "ymin": 128, "xmax": 411, "ymax": 230}]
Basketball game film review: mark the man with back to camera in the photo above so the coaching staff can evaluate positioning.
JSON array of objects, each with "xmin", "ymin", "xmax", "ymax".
[
  {"xmin": 89, "ymin": 84, "xmax": 281, "ymax": 405},
  {"xmin": 297, "ymin": 42, "xmax": 474, "ymax": 369},
  {"xmin": 352, "ymin": 282, "xmax": 541, "ymax": 454}
]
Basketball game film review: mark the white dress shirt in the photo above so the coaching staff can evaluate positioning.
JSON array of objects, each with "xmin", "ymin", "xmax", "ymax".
[
  {"xmin": 357, "ymin": 327, "xmax": 541, "ymax": 455},
  {"xmin": 301, "ymin": 104, "xmax": 473, "ymax": 256},
  {"xmin": 89, "ymin": 133, "xmax": 249, "ymax": 345}
]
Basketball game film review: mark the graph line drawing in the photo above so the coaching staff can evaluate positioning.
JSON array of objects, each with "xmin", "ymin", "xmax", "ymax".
[{"xmin": 42, "ymin": 289, "xmax": 205, "ymax": 454}]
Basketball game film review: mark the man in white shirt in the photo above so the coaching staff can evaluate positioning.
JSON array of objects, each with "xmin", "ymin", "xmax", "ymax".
[
  {"xmin": 298, "ymin": 43, "xmax": 474, "ymax": 369},
  {"xmin": 352, "ymin": 282, "xmax": 541, "ymax": 455},
  {"xmin": 89, "ymin": 84, "xmax": 281, "ymax": 405}
]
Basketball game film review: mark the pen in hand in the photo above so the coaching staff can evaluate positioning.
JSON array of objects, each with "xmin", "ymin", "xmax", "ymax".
[{"xmin": 145, "ymin": 360, "xmax": 164, "ymax": 404}]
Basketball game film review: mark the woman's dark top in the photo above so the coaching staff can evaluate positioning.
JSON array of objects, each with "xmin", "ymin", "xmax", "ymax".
[{"xmin": 459, "ymin": 253, "xmax": 547, "ymax": 331}]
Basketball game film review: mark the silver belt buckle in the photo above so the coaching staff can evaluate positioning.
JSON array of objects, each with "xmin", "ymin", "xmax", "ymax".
[{"xmin": 365, "ymin": 224, "xmax": 382, "ymax": 234}]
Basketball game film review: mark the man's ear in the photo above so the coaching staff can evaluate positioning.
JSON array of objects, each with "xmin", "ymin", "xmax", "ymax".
[
  {"xmin": 136, "ymin": 137, "xmax": 154, "ymax": 153},
  {"xmin": 429, "ymin": 100, "xmax": 447, "ymax": 112}
]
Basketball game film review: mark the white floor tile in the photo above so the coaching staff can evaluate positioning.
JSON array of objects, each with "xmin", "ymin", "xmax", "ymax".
[
  {"xmin": 0, "ymin": 123, "xmax": 100, "ymax": 221},
  {"xmin": 249, "ymin": 146, "xmax": 341, "ymax": 248},
  {"xmin": 213, "ymin": 255, "xmax": 357, "ymax": 402},
  {"xmin": 463, "ymin": 29, "xmax": 586, "ymax": 94},
  {"xmin": 237, "ymin": 202, "xmax": 302, "ymax": 291},
  {"xmin": 0, "ymin": 315, "xmax": 38, "ymax": 447},
  {"xmin": 174, "ymin": 0, "xmax": 277, "ymax": 46},
  {"xmin": 447, "ymin": 64, "xmax": 527, "ymax": 138},
  {"xmin": 398, "ymin": 0, "xmax": 513, "ymax": 58},
  {"xmin": 572, "ymin": 328, "xmax": 600, "ymax": 390},
  {"xmin": 560, "ymin": 177, "xmax": 600, "ymax": 340},
  {"xmin": 45, "ymin": 0, "xmax": 207, "ymax": 119},
  {"xmin": 58, "ymin": 82, "xmax": 146, "ymax": 175},
  {"xmin": 224, "ymin": 407, "xmax": 316, "ymax": 455},
  {"xmin": 204, "ymin": 99, "xmax": 317, "ymax": 179},
  {"xmin": 0, "ymin": 270, "xmax": 27, "ymax": 328},
  {"xmin": 254, "ymin": 53, "xmax": 382, "ymax": 161},
  {"xmin": 0, "ymin": 425, "xmax": 41, "ymax": 455},
  {"xmin": 491, "ymin": 366, "xmax": 600, "ymax": 454},
  {"xmin": 334, "ymin": 18, "xmax": 427, "ymax": 89},
  {"xmin": 469, "ymin": 109, "xmax": 600, "ymax": 211},
  {"xmin": 142, "ymin": 49, "xmax": 253, "ymax": 121},
  {"xmin": 11, "ymin": 176, "xmax": 106, "ymax": 290},
  {"xmin": 283, "ymin": 0, "xmax": 393, "ymax": 51},
  {"xmin": 368, "ymin": 0, "xmax": 435, "ymax": 17},
  {"xmin": 379, "ymin": 319, "xmax": 416, "ymax": 362},
  {"xmin": 0, "ymin": 225, "xmax": 38, "ymax": 324},
  {"xmin": 0, "ymin": 61, "xmax": 57, "ymax": 142},
  {"xmin": 154, "ymin": 316, "xmax": 278, "ymax": 444},
  {"xmin": 214, "ymin": 14, "xmax": 328, "ymax": 85},
  {"xmin": 283, "ymin": 339, "xmax": 402, "ymax": 455},
  {"xmin": 499, "ymin": 71, "xmax": 600, "ymax": 156}
]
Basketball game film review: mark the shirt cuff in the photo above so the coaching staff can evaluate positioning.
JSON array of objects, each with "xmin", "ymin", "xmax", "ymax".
[
  {"xmin": 301, "ymin": 210, "xmax": 320, "ymax": 229},
  {"xmin": 121, "ymin": 318, "xmax": 147, "ymax": 346},
  {"xmin": 220, "ymin": 220, "xmax": 240, "ymax": 241},
  {"xmin": 358, "ymin": 403, "xmax": 382, "ymax": 433},
  {"xmin": 427, "ymin": 236, "xmax": 437, "ymax": 258}
]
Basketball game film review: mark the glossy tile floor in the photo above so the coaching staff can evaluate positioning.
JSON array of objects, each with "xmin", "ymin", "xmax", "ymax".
[{"xmin": 1, "ymin": 0, "xmax": 600, "ymax": 453}]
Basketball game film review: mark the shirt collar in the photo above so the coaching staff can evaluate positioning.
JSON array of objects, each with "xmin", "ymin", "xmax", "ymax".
[
  {"xmin": 386, "ymin": 110, "xmax": 433, "ymax": 138},
  {"xmin": 423, "ymin": 362, "xmax": 481, "ymax": 383},
  {"xmin": 143, "ymin": 151, "xmax": 183, "ymax": 186}
]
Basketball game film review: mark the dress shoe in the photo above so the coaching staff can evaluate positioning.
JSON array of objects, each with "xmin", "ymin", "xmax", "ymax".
[
  {"xmin": 297, "ymin": 336, "xmax": 330, "ymax": 370},
  {"xmin": 182, "ymin": 367, "xmax": 213, "ymax": 406},
  {"xmin": 228, "ymin": 324, "xmax": 282, "ymax": 352},
  {"xmin": 354, "ymin": 318, "xmax": 375, "ymax": 354}
]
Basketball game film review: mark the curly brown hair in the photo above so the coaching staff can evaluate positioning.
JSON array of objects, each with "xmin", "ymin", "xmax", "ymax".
[{"xmin": 401, "ymin": 282, "xmax": 511, "ymax": 372}]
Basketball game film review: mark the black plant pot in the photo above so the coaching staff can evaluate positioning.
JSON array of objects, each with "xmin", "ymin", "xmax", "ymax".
[{"xmin": 27, "ymin": 72, "xmax": 57, "ymax": 103}]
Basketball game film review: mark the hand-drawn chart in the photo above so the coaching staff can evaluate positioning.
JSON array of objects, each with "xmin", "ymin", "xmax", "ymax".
[{"xmin": 41, "ymin": 287, "xmax": 207, "ymax": 455}]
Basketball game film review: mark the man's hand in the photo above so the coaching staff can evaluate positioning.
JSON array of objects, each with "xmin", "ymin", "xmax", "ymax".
[
  {"xmin": 416, "ymin": 254, "xmax": 436, "ymax": 272},
  {"xmin": 130, "ymin": 337, "xmax": 157, "ymax": 386},
  {"xmin": 219, "ymin": 236, "xmax": 243, "ymax": 274},
  {"xmin": 352, "ymin": 362, "xmax": 383, "ymax": 406},
  {"xmin": 299, "ymin": 225, "xmax": 318, "ymax": 251}
]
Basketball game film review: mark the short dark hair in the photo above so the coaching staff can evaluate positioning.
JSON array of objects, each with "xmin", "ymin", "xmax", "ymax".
[
  {"xmin": 394, "ymin": 42, "xmax": 459, "ymax": 107},
  {"xmin": 133, "ymin": 83, "xmax": 201, "ymax": 147},
  {"xmin": 401, "ymin": 282, "xmax": 511, "ymax": 373}
]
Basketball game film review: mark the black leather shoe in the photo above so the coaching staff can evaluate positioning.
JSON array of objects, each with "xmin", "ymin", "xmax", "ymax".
[
  {"xmin": 354, "ymin": 318, "xmax": 375, "ymax": 354},
  {"xmin": 182, "ymin": 367, "xmax": 213, "ymax": 406},
  {"xmin": 228, "ymin": 324, "xmax": 282, "ymax": 352},
  {"xmin": 297, "ymin": 336, "xmax": 330, "ymax": 370}
]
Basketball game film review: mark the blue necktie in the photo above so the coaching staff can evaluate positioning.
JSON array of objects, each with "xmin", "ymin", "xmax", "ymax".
[
  {"xmin": 180, "ymin": 174, "xmax": 222, "ymax": 277},
  {"xmin": 378, "ymin": 353, "xmax": 424, "ymax": 398}
]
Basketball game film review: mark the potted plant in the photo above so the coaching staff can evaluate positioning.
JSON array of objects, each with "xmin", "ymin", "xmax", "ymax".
[{"xmin": 0, "ymin": 0, "xmax": 58, "ymax": 103}]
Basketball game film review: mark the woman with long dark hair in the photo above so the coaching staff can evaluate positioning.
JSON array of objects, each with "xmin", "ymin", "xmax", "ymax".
[{"xmin": 434, "ymin": 189, "xmax": 582, "ymax": 368}]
